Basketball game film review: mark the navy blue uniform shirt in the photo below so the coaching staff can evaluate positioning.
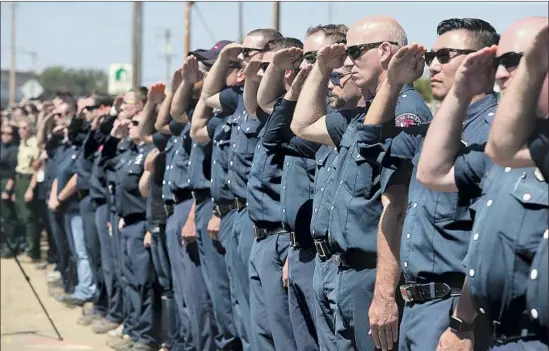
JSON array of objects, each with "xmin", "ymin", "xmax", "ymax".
[
  {"xmin": 56, "ymin": 145, "xmax": 82, "ymax": 212},
  {"xmin": 528, "ymin": 118, "xmax": 549, "ymax": 182},
  {"xmin": 208, "ymin": 114, "xmax": 233, "ymax": 204},
  {"xmin": 115, "ymin": 142, "xmax": 155, "ymax": 218},
  {"xmin": 367, "ymin": 92, "xmax": 497, "ymax": 283},
  {"xmin": 102, "ymin": 137, "xmax": 133, "ymax": 213},
  {"xmin": 463, "ymin": 165, "xmax": 548, "ymax": 328}
]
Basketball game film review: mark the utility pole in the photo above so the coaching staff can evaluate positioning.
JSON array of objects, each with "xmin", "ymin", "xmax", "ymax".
[
  {"xmin": 184, "ymin": 2, "xmax": 193, "ymax": 58},
  {"xmin": 328, "ymin": 3, "xmax": 333, "ymax": 24},
  {"xmin": 238, "ymin": 2, "xmax": 243, "ymax": 42},
  {"xmin": 160, "ymin": 29, "xmax": 175, "ymax": 84},
  {"xmin": 132, "ymin": 1, "xmax": 143, "ymax": 89},
  {"xmin": 272, "ymin": 1, "xmax": 280, "ymax": 32},
  {"xmin": 9, "ymin": 2, "xmax": 17, "ymax": 106}
]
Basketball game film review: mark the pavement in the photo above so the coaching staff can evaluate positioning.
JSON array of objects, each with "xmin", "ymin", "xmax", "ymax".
[{"xmin": 0, "ymin": 256, "xmax": 112, "ymax": 351}]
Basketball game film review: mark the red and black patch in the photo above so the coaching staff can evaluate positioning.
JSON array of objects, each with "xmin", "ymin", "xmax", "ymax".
[{"xmin": 395, "ymin": 113, "xmax": 422, "ymax": 128}]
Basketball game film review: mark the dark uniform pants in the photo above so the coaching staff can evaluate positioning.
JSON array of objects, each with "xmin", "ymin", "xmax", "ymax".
[
  {"xmin": 95, "ymin": 204, "xmax": 123, "ymax": 324},
  {"xmin": 121, "ymin": 220, "xmax": 161, "ymax": 347},
  {"xmin": 231, "ymin": 208, "xmax": 254, "ymax": 346},
  {"xmin": 313, "ymin": 255, "xmax": 377, "ymax": 351},
  {"xmin": 167, "ymin": 199, "xmax": 217, "ymax": 351},
  {"xmin": 80, "ymin": 196, "xmax": 108, "ymax": 316},
  {"xmin": 195, "ymin": 198, "xmax": 241, "ymax": 351},
  {"xmin": 249, "ymin": 233, "xmax": 296, "ymax": 351},
  {"xmin": 110, "ymin": 211, "xmax": 128, "ymax": 335},
  {"xmin": 14, "ymin": 174, "xmax": 40, "ymax": 258},
  {"xmin": 149, "ymin": 224, "xmax": 179, "ymax": 350},
  {"xmin": 47, "ymin": 209, "xmax": 76, "ymax": 294},
  {"xmin": 288, "ymin": 246, "xmax": 319, "ymax": 351},
  {"xmin": 491, "ymin": 340, "xmax": 548, "ymax": 351},
  {"xmin": 1, "ymin": 178, "xmax": 18, "ymax": 253}
]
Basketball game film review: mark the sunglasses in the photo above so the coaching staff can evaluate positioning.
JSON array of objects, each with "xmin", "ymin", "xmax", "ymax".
[
  {"xmin": 242, "ymin": 47, "xmax": 263, "ymax": 58},
  {"xmin": 425, "ymin": 48, "xmax": 476, "ymax": 66},
  {"xmin": 228, "ymin": 61, "xmax": 242, "ymax": 70},
  {"xmin": 347, "ymin": 41, "xmax": 399, "ymax": 60},
  {"xmin": 303, "ymin": 51, "xmax": 318, "ymax": 64},
  {"xmin": 260, "ymin": 62, "xmax": 270, "ymax": 72},
  {"xmin": 330, "ymin": 72, "xmax": 351, "ymax": 87},
  {"xmin": 494, "ymin": 51, "xmax": 523, "ymax": 69},
  {"xmin": 131, "ymin": 120, "xmax": 139, "ymax": 127},
  {"xmin": 84, "ymin": 105, "xmax": 101, "ymax": 111},
  {"xmin": 1, "ymin": 131, "xmax": 13, "ymax": 136}
]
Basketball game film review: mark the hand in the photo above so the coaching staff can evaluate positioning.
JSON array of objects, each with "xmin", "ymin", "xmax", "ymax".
[
  {"xmin": 386, "ymin": 43, "xmax": 426, "ymax": 86},
  {"xmin": 52, "ymin": 125, "xmax": 66, "ymax": 136},
  {"xmin": 524, "ymin": 23, "xmax": 549, "ymax": 74},
  {"xmin": 171, "ymin": 68, "xmax": 184, "ymax": 92},
  {"xmin": 220, "ymin": 43, "xmax": 243, "ymax": 61},
  {"xmin": 148, "ymin": 83, "xmax": 166, "ymax": 105},
  {"xmin": 436, "ymin": 328, "xmax": 474, "ymax": 351},
  {"xmin": 181, "ymin": 216, "xmax": 197, "ymax": 244},
  {"xmin": 243, "ymin": 56, "xmax": 263, "ymax": 82},
  {"xmin": 207, "ymin": 215, "xmax": 221, "ymax": 240},
  {"xmin": 24, "ymin": 188, "xmax": 34, "ymax": 203},
  {"xmin": 48, "ymin": 196, "xmax": 59, "ymax": 211},
  {"xmin": 144, "ymin": 148, "xmax": 160, "ymax": 171},
  {"xmin": 182, "ymin": 55, "xmax": 203, "ymax": 84},
  {"xmin": 1, "ymin": 192, "xmax": 9, "ymax": 201},
  {"xmin": 111, "ymin": 119, "xmax": 131, "ymax": 139},
  {"xmin": 282, "ymin": 257, "xmax": 289, "ymax": 289},
  {"xmin": 452, "ymin": 46, "xmax": 498, "ymax": 100},
  {"xmin": 273, "ymin": 48, "xmax": 304, "ymax": 70},
  {"xmin": 144, "ymin": 231, "xmax": 152, "ymax": 248},
  {"xmin": 118, "ymin": 218, "xmax": 125, "ymax": 232},
  {"xmin": 287, "ymin": 65, "xmax": 313, "ymax": 99},
  {"xmin": 317, "ymin": 43, "xmax": 347, "ymax": 74},
  {"xmin": 107, "ymin": 221, "xmax": 113, "ymax": 237},
  {"xmin": 369, "ymin": 296, "xmax": 399, "ymax": 350},
  {"xmin": 90, "ymin": 114, "xmax": 105, "ymax": 131}
]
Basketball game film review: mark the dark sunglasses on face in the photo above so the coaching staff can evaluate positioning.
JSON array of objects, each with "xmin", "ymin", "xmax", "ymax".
[
  {"xmin": 303, "ymin": 51, "xmax": 318, "ymax": 64},
  {"xmin": 347, "ymin": 41, "xmax": 399, "ymax": 60},
  {"xmin": 242, "ymin": 47, "xmax": 263, "ymax": 58},
  {"xmin": 330, "ymin": 71, "xmax": 351, "ymax": 87},
  {"xmin": 228, "ymin": 61, "xmax": 242, "ymax": 70},
  {"xmin": 1, "ymin": 131, "xmax": 13, "ymax": 136},
  {"xmin": 84, "ymin": 105, "xmax": 101, "ymax": 111},
  {"xmin": 131, "ymin": 120, "xmax": 139, "ymax": 127},
  {"xmin": 494, "ymin": 51, "xmax": 523, "ymax": 69},
  {"xmin": 425, "ymin": 48, "xmax": 476, "ymax": 66}
]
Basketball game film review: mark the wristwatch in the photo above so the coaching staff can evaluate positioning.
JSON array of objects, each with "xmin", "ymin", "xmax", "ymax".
[{"xmin": 449, "ymin": 316, "xmax": 475, "ymax": 333}]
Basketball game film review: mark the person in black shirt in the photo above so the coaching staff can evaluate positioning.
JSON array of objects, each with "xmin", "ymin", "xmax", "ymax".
[{"xmin": 0, "ymin": 123, "xmax": 20, "ymax": 258}]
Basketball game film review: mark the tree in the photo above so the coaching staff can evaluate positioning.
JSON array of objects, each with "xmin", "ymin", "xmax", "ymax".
[
  {"xmin": 413, "ymin": 78, "xmax": 433, "ymax": 103},
  {"xmin": 39, "ymin": 66, "xmax": 108, "ymax": 98}
]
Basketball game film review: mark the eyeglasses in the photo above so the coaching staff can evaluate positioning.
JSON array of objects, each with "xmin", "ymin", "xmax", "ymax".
[
  {"xmin": 303, "ymin": 51, "xmax": 318, "ymax": 64},
  {"xmin": 228, "ymin": 61, "xmax": 242, "ymax": 70},
  {"xmin": 260, "ymin": 62, "xmax": 270, "ymax": 72},
  {"xmin": 1, "ymin": 131, "xmax": 13, "ymax": 136},
  {"xmin": 242, "ymin": 47, "xmax": 263, "ymax": 58},
  {"xmin": 495, "ymin": 51, "xmax": 523, "ymax": 70},
  {"xmin": 425, "ymin": 48, "xmax": 476, "ymax": 66},
  {"xmin": 84, "ymin": 105, "xmax": 101, "ymax": 111},
  {"xmin": 347, "ymin": 41, "xmax": 399, "ymax": 60},
  {"xmin": 131, "ymin": 120, "xmax": 139, "ymax": 127},
  {"xmin": 330, "ymin": 71, "xmax": 352, "ymax": 87}
]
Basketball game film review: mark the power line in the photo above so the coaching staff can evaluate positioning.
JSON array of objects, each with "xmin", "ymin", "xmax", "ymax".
[{"xmin": 193, "ymin": 3, "xmax": 216, "ymax": 44}]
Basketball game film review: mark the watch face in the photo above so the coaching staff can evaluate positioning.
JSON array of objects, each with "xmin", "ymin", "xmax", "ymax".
[{"xmin": 449, "ymin": 316, "xmax": 462, "ymax": 332}]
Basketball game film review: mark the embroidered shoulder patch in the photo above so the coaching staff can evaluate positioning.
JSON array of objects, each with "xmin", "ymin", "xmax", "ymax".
[{"xmin": 395, "ymin": 113, "xmax": 421, "ymax": 128}]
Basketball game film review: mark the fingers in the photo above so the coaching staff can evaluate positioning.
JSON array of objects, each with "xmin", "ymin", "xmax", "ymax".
[
  {"xmin": 379, "ymin": 327, "xmax": 390, "ymax": 351},
  {"xmin": 371, "ymin": 325, "xmax": 382, "ymax": 350},
  {"xmin": 292, "ymin": 65, "xmax": 312, "ymax": 85},
  {"xmin": 391, "ymin": 319, "xmax": 399, "ymax": 343}
]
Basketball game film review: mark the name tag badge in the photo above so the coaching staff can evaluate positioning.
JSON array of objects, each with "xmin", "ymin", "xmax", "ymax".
[{"xmin": 134, "ymin": 153, "xmax": 144, "ymax": 165}]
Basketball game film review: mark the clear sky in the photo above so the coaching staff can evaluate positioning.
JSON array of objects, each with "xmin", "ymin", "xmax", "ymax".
[{"xmin": 1, "ymin": 1, "xmax": 548, "ymax": 87}]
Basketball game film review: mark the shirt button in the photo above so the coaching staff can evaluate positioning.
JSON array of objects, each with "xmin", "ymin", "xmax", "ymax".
[
  {"xmin": 233, "ymin": 144, "xmax": 236, "ymax": 148},
  {"xmin": 282, "ymin": 185, "xmax": 286, "ymax": 190},
  {"xmin": 486, "ymin": 200, "xmax": 493, "ymax": 207},
  {"xmin": 193, "ymin": 143, "xmax": 196, "ymax": 147},
  {"xmin": 286, "ymin": 162, "xmax": 290, "ymax": 166},
  {"xmin": 530, "ymin": 269, "xmax": 538, "ymax": 280},
  {"xmin": 227, "ymin": 180, "xmax": 231, "ymax": 184},
  {"xmin": 469, "ymin": 269, "xmax": 475, "ymax": 277},
  {"xmin": 504, "ymin": 167, "xmax": 511, "ymax": 172},
  {"xmin": 314, "ymin": 208, "xmax": 318, "ymax": 213},
  {"xmin": 237, "ymin": 126, "xmax": 241, "ymax": 130},
  {"xmin": 327, "ymin": 167, "xmax": 331, "ymax": 171},
  {"xmin": 282, "ymin": 209, "xmax": 286, "ymax": 213},
  {"xmin": 330, "ymin": 206, "xmax": 334, "ymax": 210},
  {"xmin": 356, "ymin": 154, "xmax": 360, "ymax": 160},
  {"xmin": 188, "ymin": 161, "xmax": 191, "ymax": 166},
  {"xmin": 230, "ymin": 161, "xmax": 233, "ymax": 166},
  {"xmin": 488, "ymin": 112, "xmax": 494, "ymax": 117},
  {"xmin": 213, "ymin": 160, "xmax": 216, "ymax": 164},
  {"xmin": 211, "ymin": 179, "xmax": 213, "ymax": 183},
  {"xmin": 339, "ymin": 181, "xmax": 343, "ymax": 184},
  {"xmin": 333, "ymin": 147, "xmax": 337, "ymax": 151},
  {"xmin": 479, "ymin": 308, "xmax": 485, "ymax": 314},
  {"xmin": 175, "ymin": 150, "xmax": 179, "ymax": 154},
  {"xmin": 252, "ymin": 163, "xmax": 254, "ymax": 167},
  {"xmin": 523, "ymin": 193, "xmax": 531, "ymax": 202},
  {"xmin": 406, "ymin": 233, "xmax": 411, "ymax": 239},
  {"xmin": 473, "ymin": 233, "xmax": 479, "ymax": 241},
  {"xmin": 544, "ymin": 229, "xmax": 548, "ymax": 239},
  {"xmin": 413, "ymin": 203, "xmax": 417, "ymax": 208},
  {"xmin": 187, "ymin": 179, "xmax": 191, "ymax": 183},
  {"xmin": 166, "ymin": 166, "xmax": 169, "ymax": 170},
  {"xmin": 321, "ymin": 187, "xmax": 324, "ymax": 192},
  {"xmin": 404, "ymin": 261, "xmax": 408, "ymax": 268},
  {"xmin": 257, "ymin": 144, "xmax": 260, "ymax": 149},
  {"xmin": 531, "ymin": 309, "xmax": 539, "ymax": 320},
  {"xmin": 246, "ymin": 127, "xmax": 250, "ymax": 132}
]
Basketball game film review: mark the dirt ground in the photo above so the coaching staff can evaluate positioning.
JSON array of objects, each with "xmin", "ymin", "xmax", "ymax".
[{"xmin": 0, "ymin": 257, "xmax": 112, "ymax": 351}]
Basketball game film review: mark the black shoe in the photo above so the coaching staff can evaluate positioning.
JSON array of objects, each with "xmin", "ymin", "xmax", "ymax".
[{"xmin": 59, "ymin": 295, "xmax": 87, "ymax": 308}]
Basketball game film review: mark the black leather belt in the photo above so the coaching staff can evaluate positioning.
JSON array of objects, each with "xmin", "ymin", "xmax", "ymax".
[
  {"xmin": 123, "ymin": 213, "xmax": 146, "ymax": 226},
  {"xmin": 213, "ymin": 202, "xmax": 237, "ymax": 218},
  {"xmin": 290, "ymin": 232, "xmax": 299, "ymax": 248},
  {"xmin": 253, "ymin": 225, "xmax": 288, "ymax": 241},
  {"xmin": 234, "ymin": 197, "xmax": 247, "ymax": 210},
  {"xmin": 493, "ymin": 312, "xmax": 543, "ymax": 345},
  {"xmin": 399, "ymin": 281, "xmax": 462, "ymax": 303},
  {"xmin": 314, "ymin": 238, "xmax": 377, "ymax": 270},
  {"xmin": 192, "ymin": 189, "xmax": 210, "ymax": 205},
  {"xmin": 290, "ymin": 231, "xmax": 314, "ymax": 249},
  {"xmin": 172, "ymin": 188, "xmax": 192, "ymax": 204},
  {"xmin": 92, "ymin": 198, "xmax": 107, "ymax": 207},
  {"xmin": 164, "ymin": 203, "xmax": 174, "ymax": 217},
  {"xmin": 314, "ymin": 238, "xmax": 334, "ymax": 259}
]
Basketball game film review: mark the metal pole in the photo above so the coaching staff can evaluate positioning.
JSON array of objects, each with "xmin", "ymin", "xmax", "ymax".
[
  {"xmin": 184, "ymin": 2, "xmax": 193, "ymax": 58},
  {"xmin": 165, "ymin": 29, "xmax": 172, "ymax": 83},
  {"xmin": 272, "ymin": 1, "xmax": 280, "ymax": 32},
  {"xmin": 9, "ymin": 3, "xmax": 17, "ymax": 106},
  {"xmin": 132, "ymin": 1, "xmax": 143, "ymax": 89},
  {"xmin": 328, "ymin": 3, "xmax": 333, "ymax": 24},
  {"xmin": 238, "ymin": 2, "xmax": 243, "ymax": 42}
]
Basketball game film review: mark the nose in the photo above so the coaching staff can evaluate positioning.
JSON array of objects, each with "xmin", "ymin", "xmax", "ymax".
[
  {"xmin": 237, "ymin": 53, "xmax": 244, "ymax": 61},
  {"xmin": 428, "ymin": 59, "xmax": 441, "ymax": 76},
  {"xmin": 495, "ymin": 64, "xmax": 509, "ymax": 81},
  {"xmin": 299, "ymin": 59, "xmax": 308, "ymax": 70},
  {"xmin": 344, "ymin": 56, "xmax": 353, "ymax": 67}
]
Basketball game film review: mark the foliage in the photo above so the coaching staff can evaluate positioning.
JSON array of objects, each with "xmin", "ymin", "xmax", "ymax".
[
  {"xmin": 38, "ymin": 66, "xmax": 108, "ymax": 98},
  {"xmin": 413, "ymin": 78, "xmax": 432, "ymax": 103}
]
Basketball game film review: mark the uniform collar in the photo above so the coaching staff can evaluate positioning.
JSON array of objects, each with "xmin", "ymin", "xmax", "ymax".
[{"xmin": 465, "ymin": 92, "xmax": 498, "ymax": 124}]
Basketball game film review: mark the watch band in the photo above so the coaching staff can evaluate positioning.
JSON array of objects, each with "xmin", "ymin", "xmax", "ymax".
[{"xmin": 450, "ymin": 316, "xmax": 475, "ymax": 333}]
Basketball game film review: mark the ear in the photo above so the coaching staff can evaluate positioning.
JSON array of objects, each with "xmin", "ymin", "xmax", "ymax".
[{"xmin": 378, "ymin": 42, "xmax": 394, "ymax": 66}]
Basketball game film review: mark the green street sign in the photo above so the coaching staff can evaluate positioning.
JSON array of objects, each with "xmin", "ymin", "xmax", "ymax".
[{"xmin": 115, "ymin": 67, "xmax": 128, "ymax": 82}]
